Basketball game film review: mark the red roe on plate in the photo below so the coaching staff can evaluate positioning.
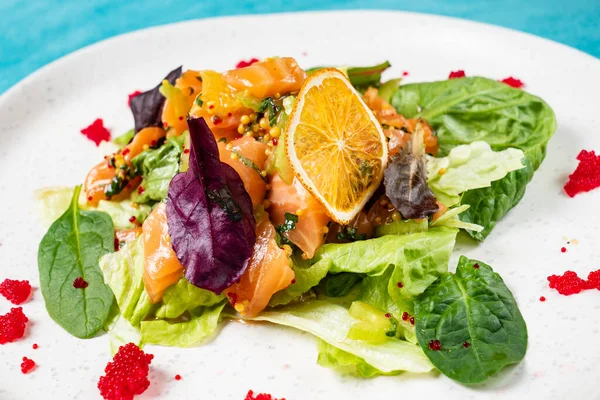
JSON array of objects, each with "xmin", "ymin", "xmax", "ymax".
[
  {"xmin": 499, "ymin": 77, "xmax": 525, "ymax": 88},
  {"xmin": 81, "ymin": 118, "xmax": 111, "ymax": 146},
  {"xmin": 73, "ymin": 277, "xmax": 88, "ymax": 289},
  {"xmin": 97, "ymin": 343, "xmax": 154, "ymax": 400},
  {"xmin": 564, "ymin": 150, "xmax": 600, "ymax": 197},
  {"xmin": 0, "ymin": 307, "xmax": 28, "ymax": 344},
  {"xmin": 0, "ymin": 279, "xmax": 32, "ymax": 304},
  {"xmin": 127, "ymin": 90, "xmax": 142, "ymax": 106},
  {"xmin": 21, "ymin": 357, "xmax": 36, "ymax": 374},
  {"xmin": 236, "ymin": 58, "xmax": 260, "ymax": 69},
  {"xmin": 245, "ymin": 390, "xmax": 286, "ymax": 400},
  {"xmin": 428, "ymin": 339, "xmax": 442, "ymax": 351},
  {"xmin": 448, "ymin": 70, "xmax": 465, "ymax": 79},
  {"xmin": 547, "ymin": 271, "xmax": 587, "ymax": 295},
  {"xmin": 586, "ymin": 270, "xmax": 600, "ymax": 290}
]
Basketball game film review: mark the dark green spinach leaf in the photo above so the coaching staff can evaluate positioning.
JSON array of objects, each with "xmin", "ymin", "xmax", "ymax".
[
  {"xmin": 38, "ymin": 185, "xmax": 116, "ymax": 338},
  {"xmin": 414, "ymin": 256, "xmax": 527, "ymax": 384}
]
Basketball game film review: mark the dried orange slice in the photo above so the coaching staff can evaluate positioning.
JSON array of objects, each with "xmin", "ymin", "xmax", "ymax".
[{"xmin": 286, "ymin": 69, "xmax": 388, "ymax": 223}]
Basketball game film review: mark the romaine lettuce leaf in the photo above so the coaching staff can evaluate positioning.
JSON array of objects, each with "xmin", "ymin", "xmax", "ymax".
[
  {"xmin": 270, "ymin": 228, "xmax": 457, "ymax": 307},
  {"xmin": 132, "ymin": 136, "xmax": 184, "ymax": 204},
  {"xmin": 96, "ymin": 199, "xmax": 152, "ymax": 229},
  {"xmin": 391, "ymin": 77, "xmax": 556, "ymax": 170},
  {"xmin": 108, "ymin": 315, "xmax": 142, "ymax": 355},
  {"xmin": 316, "ymin": 339, "xmax": 399, "ymax": 377},
  {"xmin": 243, "ymin": 300, "xmax": 433, "ymax": 374},
  {"xmin": 155, "ymin": 278, "xmax": 225, "ymax": 319},
  {"xmin": 426, "ymin": 141, "xmax": 525, "ymax": 207},
  {"xmin": 141, "ymin": 302, "xmax": 226, "ymax": 347},
  {"xmin": 430, "ymin": 204, "xmax": 484, "ymax": 232}
]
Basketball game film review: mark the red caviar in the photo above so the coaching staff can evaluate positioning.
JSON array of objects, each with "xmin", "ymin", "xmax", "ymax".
[
  {"xmin": 0, "ymin": 307, "xmax": 28, "ymax": 344},
  {"xmin": 473, "ymin": 263, "xmax": 480, "ymax": 269},
  {"xmin": 564, "ymin": 150, "xmax": 600, "ymax": 197},
  {"xmin": 409, "ymin": 316, "xmax": 415, "ymax": 325},
  {"xmin": 384, "ymin": 313, "xmax": 392, "ymax": 318},
  {"xmin": 499, "ymin": 77, "xmax": 525, "ymax": 89},
  {"xmin": 183, "ymin": 149, "xmax": 190, "ymax": 154},
  {"xmin": 245, "ymin": 390, "xmax": 285, "ymax": 400},
  {"xmin": 137, "ymin": 186, "xmax": 145, "ymax": 195},
  {"xmin": 462, "ymin": 341, "xmax": 470, "ymax": 348},
  {"xmin": 402, "ymin": 71, "xmax": 409, "ymax": 77},
  {"xmin": 0, "ymin": 279, "xmax": 32, "ymax": 305},
  {"xmin": 127, "ymin": 91, "xmax": 142, "ymax": 106},
  {"xmin": 21, "ymin": 357, "xmax": 36, "ymax": 374},
  {"xmin": 428, "ymin": 339, "xmax": 442, "ymax": 351},
  {"xmin": 586, "ymin": 270, "xmax": 600, "ymax": 290},
  {"xmin": 448, "ymin": 70, "xmax": 466, "ymax": 79},
  {"xmin": 73, "ymin": 277, "xmax": 89, "ymax": 289},
  {"xmin": 174, "ymin": 374, "xmax": 182, "ymax": 381},
  {"xmin": 547, "ymin": 271, "xmax": 587, "ymax": 295},
  {"xmin": 236, "ymin": 58, "xmax": 260, "ymax": 69},
  {"xmin": 561, "ymin": 247, "xmax": 567, "ymax": 253},
  {"xmin": 32, "ymin": 343, "xmax": 39, "ymax": 349},
  {"xmin": 401, "ymin": 312, "xmax": 409, "ymax": 321},
  {"xmin": 81, "ymin": 118, "xmax": 111, "ymax": 146},
  {"xmin": 290, "ymin": 278, "xmax": 296, "ymax": 284},
  {"xmin": 129, "ymin": 216, "xmax": 137, "ymax": 223},
  {"xmin": 114, "ymin": 238, "xmax": 120, "ymax": 251},
  {"xmin": 397, "ymin": 282, "xmax": 403, "ymax": 288},
  {"xmin": 98, "ymin": 343, "xmax": 154, "ymax": 400},
  {"xmin": 539, "ymin": 296, "xmax": 546, "ymax": 302}
]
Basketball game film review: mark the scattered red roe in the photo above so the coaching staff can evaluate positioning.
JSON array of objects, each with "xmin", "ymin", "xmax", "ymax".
[
  {"xmin": 564, "ymin": 150, "xmax": 600, "ymax": 197},
  {"xmin": 0, "ymin": 307, "xmax": 28, "ymax": 344},
  {"xmin": 462, "ymin": 341, "xmax": 470, "ymax": 348},
  {"xmin": 129, "ymin": 216, "xmax": 137, "ymax": 223},
  {"xmin": 127, "ymin": 91, "xmax": 142, "ymax": 106},
  {"xmin": 137, "ymin": 186, "xmax": 145, "ymax": 195},
  {"xmin": 245, "ymin": 390, "xmax": 285, "ymax": 400},
  {"xmin": 396, "ymin": 282, "xmax": 403, "ymax": 288},
  {"xmin": 290, "ymin": 278, "xmax": 296, "ymax": 284},
  {"xmin": 236, "ymin": 58, "xmax": 260, "ymax": 69},
  {"xmin": 539, "ymin": 296, "xmax": 546, "ymax": 302},
  {"xmin": 174, "ymin": 374, "xmax": 182, "ymax": 381},
  {"xmin": 401, "ymin": 312, "xmax": 409, "ymax": 321},
  {"xmin": 547, "ymin": 271, "xmax": 588, "ymax": 295},
  {"xmin": 272, "ymin": 138, "xmax": 278, "ymax": 146},
  {"xmin": 73, "ymin": 277, "xmax": 89, "ymax": 289},
  {"xmin": 499, "ymin": 77, "xmax": 525, "ymax": 89},
  {"xmin": 97, "ymin": 343, "xmax": 154, "ymax": 400},
  {"xmin": 0, "ymin": 279, "xmax": 32, "ymax": 304},
  {"xmin": 561, "ymin": 247, "xmax": 567, "ymax": 253},
  {"xmin": 428, "ymin": 339, "xmax": 442, "ymax": 351},
  {"xmin": 114, "ymin": 238, "xmax": 120, "ymax": 251},
  {"xmin": 183, "ymin": 149, "xmax": 190, "ymax": 154},
  {"xmin": 32, "ymin": 343, "xmax": 39, "ymax": 350},
  {"xmin": 402, "ymin": 71, "xmax": 409, "ymax": 77},
  {"xmin": 20, "ymin": 357, "xmax": 36, "ymax": 374},
  {"xmin": 81, "ymin": 118, "xmax": 111, "ymax": 146},
  {"xmin": 384, "ymin": 313, "xmax": 392, "ymax": 318},
  {"xmin": 586, "ymin": 270, "xmax": 600, "ymax": 290},
  {"xmin": 409, "ymin": 317, "xmax": 415, "ymax": 325},
  {"xmin": 473, "ymin": 263, "xmax": 480, "ymax": 269},
  {"xmin": 448, "ymin": 70, "xmax": 466, "ymax": 79}
]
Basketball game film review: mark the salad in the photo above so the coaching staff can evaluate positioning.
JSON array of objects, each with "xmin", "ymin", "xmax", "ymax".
[{"xmin": 36, "ymin": 57, "xmax": 556, "ymax": 391}]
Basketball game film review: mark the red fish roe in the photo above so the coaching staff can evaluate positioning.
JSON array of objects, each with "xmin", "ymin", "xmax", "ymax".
[
  {"xmin": 0, "ymin": 279, "xmax": 32, "ymax": 305},
  {"xmin": 174, "ymin": 374, "xmax": 182, "ymax": 381},
  {"xmin": 401, "ymin": 312, "xmax": 409, "ymax": 321},
  {"xmin": 129, "ymin": 216, "xmax": 137, "ymax": 223},
  {"xmin": 585, "ymin": 269, "xmax": 600, "ymax": 290},
  {"xmin": 384, "ymin": 313, "xmax": 392, "ymax": 318},
  {"xmin": 127, "ymin": 91, "xmax": 142, "ymax": 107},
  {"xmin": 226, "ymin": 292, "xmax": 239, "ymax": 307},
  {"xmin": 245, "ymin": 390, "xmax": 285, "ymax": 400},
  {"xmin": 547, "ymin": 271, "xmax": 587, "ymax": 295},
  {"xmin": 428, "ymin": 339, "xmax": 442, "ymax": 351},
  {"xmin": 409, "ymin": 316, "xmax": 415, "ymax": 325},
  {"xmin": 473, "ymin": 263, "xmax": 480, "ymax": 269},
  {"xmin": 32, "ymin": 343, "xmax": 39, "ymax": 350},
  {"xmin": 448, "ymin": 70, "xmax": 466, "ymax": 79},
  {"xmin": 397, "ymin": 282, "xmax": 404, "ymax": 288},
  {"xmin": 564, "ymin": 150, "xmax": 600, "ymax": 197},
  {"xmin": 539, "ymin": 296, "xmax": 546, "ymax": 302},
  {"xmin": 114, "ymin": 238, "xmax": 120, "ymax": 251},
  {"xmin": 0, "ymin": 307, "xmax": 28, "ymax": 344},
  {"xmin": 462, "ymin": 341, "xmax": 470, "ymax": 348},
  {"xmin": 183, "ymin": 149, "xmax": 190, "ymax": 154},
  {"xmin": 402, "ymin": 71, "xmax": 409, "ymax": 77},
  {"xmin": 561, "ymin": 247, "xmax": 567, "ymax": 253},
  {"xmin": 81, "ymin": 118, "xmax": 111, "ymax": 146},
  {"xmin": 236, "ymin": 58, "xmax": 260, "ymax": 69},
  {"xmin": 73, "ymin": 277, "xmax": 89, "ymax": 289},
  {"xmin": 137, "ymin": 186, "xmax": 145, "ymax": 195},
  {"xmin": 97, "ymin": 343, "xmax": 154, "ymax": 400},
  {"xmin": 499, "ymin": 77, "xmax": 525, "ymax": 89},
  {"xmin": 290, "ymin": 278, "xmax": 296, "ymax": 284},
  {"xmin": 21, "ymin": 357, "xmax": 36, "ymax": 374}
]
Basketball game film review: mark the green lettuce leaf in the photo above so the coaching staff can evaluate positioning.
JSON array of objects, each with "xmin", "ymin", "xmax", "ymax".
[
  {"xmin": 242, "ymin": 300, "xmax": 433, "ymax": 374},
  {"xmin": 141, "ymin": 302, "xmax": 226, "ymax": 347},
  {"xmin": 430, "ymin": 204, "xmax": 484, "ymax": 232},
  {"xmin": 96, "ymin": 199, "xmax": 152, "ymax": 229},
  {"xmin": 108, "ymin": 315, "xmax": 142, "ymax": 355},
  {"xmin": 459, "ymin": 157, "xmax": 535, "ymax": 241},
  {"xmin": 391, "ymin": 76, "xmax": 556, "ymax": 170},
  {"xmin": 426, "ymin": 141, "xmax": 526, "ymax": 207},
  {"xmin": 132, "ymin": 136, "xmax": 183, "ymax": 203},
  {"xmin": 34, "ymin": 186, "xmax": 77, "ymax": 228},
  {"xmin": 112, "ymin": 129, "xmax": 135, "ymax": 149},
  {"xmin": 155, "ymin": 279, "xmax": 225, "ymax": 319},
  {"xmin": 316, "ymin": 339, "xmax": 399, "ymax": 377},
  {"xmin": 270, "ymin": 228, "xmax": 458, "ymax": 306}
]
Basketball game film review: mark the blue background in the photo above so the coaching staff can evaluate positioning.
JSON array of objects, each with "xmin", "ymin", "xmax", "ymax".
[{"xmin": 1, "ymin": 0, "xmax": 599, "ymax": 93}]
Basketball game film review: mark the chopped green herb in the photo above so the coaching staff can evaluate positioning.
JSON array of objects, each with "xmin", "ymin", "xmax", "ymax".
[
  {"xmin": 258, "ymin": 97, "xmax": 280, "ymax": 126},
  {"xmin": 275, "ymin": 212, "xmax": 299, "ymax": 246},
  {"xmin": 336, "ymin": 226, "xmax": 367, "ymax": 242},
  {"xmin": 231, "ymin": 150, "xmax": 267, "ymax": 182},
  {"xmin": 195, "ymin": 94, "xmax": 203, "ymax": 107},
  {"xmin": 218, "ymin": 137, "xmax": 227, "ymax": 143}
]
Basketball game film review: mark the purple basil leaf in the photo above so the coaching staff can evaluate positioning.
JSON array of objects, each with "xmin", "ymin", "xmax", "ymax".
[
  {"xmin": 166, "ymin": 117, "xmax": 256, "ymax": 293},
  {"xmin": 130, "ymin": 66, "xmax": 182, "ymax": 133},
  {"xmin": 384, "ymin": 128, "xmax": 439, "ymax": 220}
]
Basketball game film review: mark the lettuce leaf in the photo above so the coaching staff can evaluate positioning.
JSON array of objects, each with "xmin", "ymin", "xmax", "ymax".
[
  {"xmin": 108, "ymin": 315, "xmax": 142, "ymax": 355},
  {"xmin": 270, "ymin": 228, "xmax": 457, "ymax": 306},
  {"xmin": 132, "ymin": 136, "xmax": 184, "ymax": 204},
  {"xmin": 141, "ymin": 302, "xmax": 226, "ymax": 347},
  {"xmin": 430, "ymin": 204, "xmax": 484, "ymax": 232},
  {"xmin": 426, "ymin": 141, "xmax": 526, "ymax": 207},
  {"xmin": 391, "ymin": 77, "xmax": 556, "ymax": 170},
  {"xmin": 242, "ymin": 300, "xmax": 433, "ymax": 374},
  {"xmin": 155, "ymin": 279, "xmax": 225, "ymax": 319},
  {"xmin": 316, "ymin": 339, "xmax": 399, "ymax": 377},
  {"xmin": 96, "ymin": 199, "xmax": 152, "ymax": 229},
  {"xmin": 34, "ymin": 186, "xmax": 76, "ymax": 228}
]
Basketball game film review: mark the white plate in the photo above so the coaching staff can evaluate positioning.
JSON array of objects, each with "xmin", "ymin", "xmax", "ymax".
[{"xmin": 1, "ymin": 10, "xmax": 600, "ymax": 400}]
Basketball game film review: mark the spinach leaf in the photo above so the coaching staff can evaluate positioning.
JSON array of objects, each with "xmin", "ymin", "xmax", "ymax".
[
  {"xmin": 459, "ymin": 157, "xmax": 534, "ymax": 241},
  {"xmin": 414, "ymin": 256, "xmax": 527, "ymax": 384},
  {"xmin": 324, "ymin": 273, "xmax": 362, "ymax": 297},
  {"xmin": 38, "ymin": 185, "xmax": 116, "ymax": 338},
  {"xmin": 391, "ymin": 77, "xmax": 556, "ymax": 170}
]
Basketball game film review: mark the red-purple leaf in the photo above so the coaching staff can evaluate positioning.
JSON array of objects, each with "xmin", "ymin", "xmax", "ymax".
[
  {"xmin": 166, "ymin": 117, "xmax": 255, "ymax": 293},
  {"xmin": 130, "ymin": 66, "xmax": 182, "ymax": 133}
]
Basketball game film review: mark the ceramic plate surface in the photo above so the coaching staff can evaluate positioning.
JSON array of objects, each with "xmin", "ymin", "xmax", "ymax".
[{"xmin": 1, "ymin": 10, "xmax": 599, "ymax": 400}]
